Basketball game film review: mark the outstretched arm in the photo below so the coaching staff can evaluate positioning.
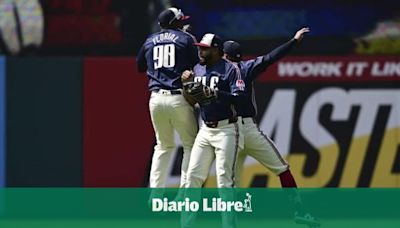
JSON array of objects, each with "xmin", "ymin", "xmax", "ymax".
[
  {"xmin": 265, "ymin": 27, "xmax": 309, "ymax": 61},
  {"xmin": 247, "ymin": 27, "xmax": 310, "ymax": 81}
]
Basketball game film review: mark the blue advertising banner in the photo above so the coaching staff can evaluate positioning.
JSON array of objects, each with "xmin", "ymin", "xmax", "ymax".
[{"xmin": 0, "ymin": 56, "xmax": 5, "ymax": 187}]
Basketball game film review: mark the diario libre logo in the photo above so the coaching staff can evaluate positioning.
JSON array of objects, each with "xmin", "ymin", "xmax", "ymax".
[{"xmin": 152, "ymin": 193, "xmax": 253, "ymax": 213}]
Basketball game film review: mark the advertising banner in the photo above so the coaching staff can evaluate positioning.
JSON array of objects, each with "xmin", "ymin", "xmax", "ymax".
[
  {"xmin": 83, "ymin": 57, "xmax": 153, "ymax": 187},
  {"xmin": 164, "ymin": 56, "xmax": 400, "ymax": 188},
  {"xmin": 258, "ymin": 56, "xmax": 400, "ymax": 82}
]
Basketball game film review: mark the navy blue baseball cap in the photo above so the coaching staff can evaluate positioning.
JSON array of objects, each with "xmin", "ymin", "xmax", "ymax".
[
  {"xmin": 158, "ymin": 7, "xmax": 190, "ymax": 26},
  {"xmin": 223, "ymin": 40, "xmax": 242, "ymax": 61},
  {"xmin": 194, "ymin": 33, "xmax": 223, "ymax": 50}
]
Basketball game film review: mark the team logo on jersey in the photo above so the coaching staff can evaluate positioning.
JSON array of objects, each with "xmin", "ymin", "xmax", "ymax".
[{"xmin": 236, "ymin": 79, "xmax": 245, "ymax": 91}]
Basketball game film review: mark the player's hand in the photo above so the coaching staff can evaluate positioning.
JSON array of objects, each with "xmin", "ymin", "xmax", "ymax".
[
  {"xmin": 181, "ymin": 70, "xmax": 194, "ymax": 82},
  {"xmin": 294, "ymin": 27, "xmax": 310, "ymax": 41}
]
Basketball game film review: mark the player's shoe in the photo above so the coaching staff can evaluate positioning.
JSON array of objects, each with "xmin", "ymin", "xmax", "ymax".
[{"xmin": 294, "ymin": 211, "xmax": 321, "ymax": 227}]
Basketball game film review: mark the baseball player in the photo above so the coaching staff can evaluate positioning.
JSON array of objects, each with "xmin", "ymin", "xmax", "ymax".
[
  {"xmin": 182, "ymin": 33, "xmax": 245, "ymax": 189},
  {"xmin": 223, "ymin": 28, "xmax": 320, "ymax": 227},
  {"xmin": 180, "ymin": 33, "xmax": 244, "ymax": 228},
  {"xmin": 136, "ymin": 7, "xmax": 199, "ymax": 189}
]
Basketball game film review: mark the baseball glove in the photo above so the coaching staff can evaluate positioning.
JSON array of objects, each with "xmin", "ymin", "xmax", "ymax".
[{"xmin": 183, "ymin": 81, "xmax": 217, "ymax": 105}]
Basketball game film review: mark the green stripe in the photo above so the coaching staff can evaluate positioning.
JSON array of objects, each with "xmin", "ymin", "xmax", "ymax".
[{"xmin": 1, "ymin": 188, "xmax": 400, "ymax": 228}]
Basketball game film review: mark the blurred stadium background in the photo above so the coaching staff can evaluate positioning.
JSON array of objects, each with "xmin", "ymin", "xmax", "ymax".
[{"xmin": 0, "ymin": 0, "xmax": 399, "ymax": 188}]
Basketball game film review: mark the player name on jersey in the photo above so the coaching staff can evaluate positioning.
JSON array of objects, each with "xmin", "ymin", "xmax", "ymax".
[{"xmin": 152, "ymin": 32, "xmax": 179, "ymax": 44}]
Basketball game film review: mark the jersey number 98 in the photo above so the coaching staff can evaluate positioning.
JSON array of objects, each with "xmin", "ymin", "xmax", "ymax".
[{"xmin": 153, "ymin": 44, "xmax": 175, "ymax": 69}]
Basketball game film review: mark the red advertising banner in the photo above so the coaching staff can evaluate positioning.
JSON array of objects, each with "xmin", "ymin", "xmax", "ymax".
[
  {"xmin": 83, "ymin": 57, "xmax": 154, "ymax": 187},
  {"xmin": 257, "ymin": 56, "xmax": 400, "ymax": 82}
]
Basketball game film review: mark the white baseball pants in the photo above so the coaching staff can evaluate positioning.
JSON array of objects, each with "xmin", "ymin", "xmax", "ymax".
[
  {"xmin": 148, "ymin": 90, "xmax": 198, "ymax": 188},
  {"xmin": 235, "ymin": 117, "xmax": 289, "ymax": 186},
  {"xmin": 185, "ymin": 118, "xmax": 243, "ymax": 188}
]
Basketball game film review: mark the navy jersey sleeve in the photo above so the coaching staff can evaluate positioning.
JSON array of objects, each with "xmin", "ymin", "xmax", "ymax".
[
  {"xmin": 229, "ymin": 64, "xmax": 245, "ymax": 95},
  {"xmin": 185, "ymin": 33, "xmax": 200, "ymax": 69},
  {"xmin": 245, "ymin": 38, "xmax": 297, "ymax": 82},
  {"xmin": 136, "ymin": 42, "xmax": 147, "ymax": 72},
  {"xmin": 217, "ymin": 63, "xmax": 245, "ymax": 101}
]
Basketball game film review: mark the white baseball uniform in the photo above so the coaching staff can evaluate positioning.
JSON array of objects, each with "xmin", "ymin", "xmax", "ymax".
[
  {"xmin": 137, "ymin": 22, "xmax": 199, "ymax": 188},
  {"xmin": 227, "ymin": 39, "xmax": 297, "ymax": 185},
  {"xmin": 185, "ymin": 58, "xmax": 245, "ymax": 188}
]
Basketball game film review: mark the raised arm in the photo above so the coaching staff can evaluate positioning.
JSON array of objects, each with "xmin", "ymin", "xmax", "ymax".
[
  {"xmin": 246, "ymin": 27, "xmax": 310, "ymax": 81},
  {"xmin": 264, "ymin": 27, "xmax": 309, "ymax": 64}
]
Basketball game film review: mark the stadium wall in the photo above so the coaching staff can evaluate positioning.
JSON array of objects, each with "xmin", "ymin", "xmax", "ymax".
[
  {"xmin": 6, "ymin": 58, "xmax": 83, "ymax": 186},
  {"xmin": 0, "ymin": 57, "xmax": 5, "ymax": 187}
]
